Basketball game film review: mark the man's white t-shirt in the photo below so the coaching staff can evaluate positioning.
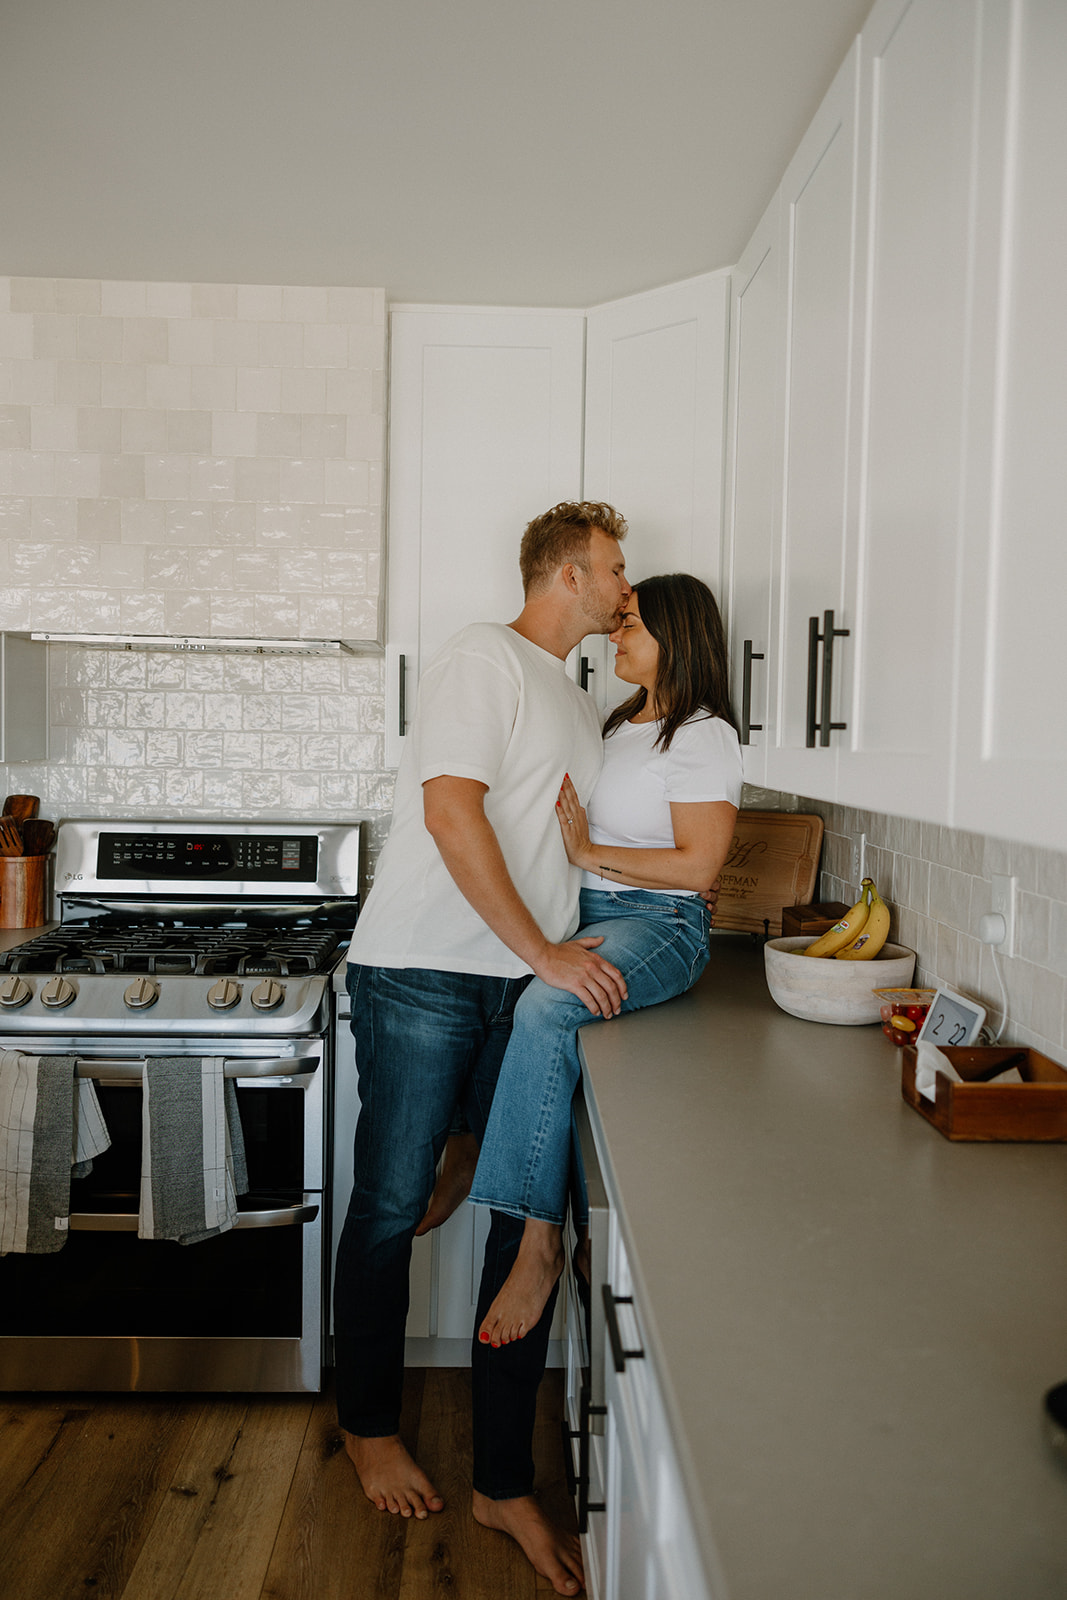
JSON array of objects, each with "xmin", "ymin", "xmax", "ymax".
[
  {"xmin": 349, "ymin": 623, "xmax": 603, "ymax": 978},
  {"xmin": 580, "ymin": 713, "xmax": 743, "ymax": 895}
]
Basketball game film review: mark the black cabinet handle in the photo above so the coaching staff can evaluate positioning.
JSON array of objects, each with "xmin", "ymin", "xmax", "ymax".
[
  {"xmin": 741, "ymin": 639, "xmax": 764, "ymax": 745},
  {"xmin": 562, "ymin": 1386, "xmax": 605, "ymax": 1531},
  {"xmin": 602, "ymin": 1283, "xmax": 645, "ymax": 1373},
  {"xmin": 579, "ymin": 655, "xmax": 594, "ymax": 692},
  {"xmin": 818, "ymin": 608, "xmax": 849, "ymax": 748},
  {"xmin": 398, "ymin": 653, "xmax": 407, "ymax": 738},
  {"xmin": 805, "ymin": 611, "xmax": 849, "ymax": 748},
  {"xmin": 805, "ymin": 615, "xmax": 820, "ymax": 748},
  {"xmin": 560, "ymin": 1415, "xmax": 579, "ymax": 1498}
]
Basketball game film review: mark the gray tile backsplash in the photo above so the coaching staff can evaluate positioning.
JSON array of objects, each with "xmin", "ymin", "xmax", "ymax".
[{"xmin": 745, "ymin": 785, "xmax": 1067, "ymax": 1064}]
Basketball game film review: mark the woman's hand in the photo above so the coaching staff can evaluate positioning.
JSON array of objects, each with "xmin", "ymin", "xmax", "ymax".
[{"xmin": 555, "ymin": 773, "xmax": 592, "ymax": 869}]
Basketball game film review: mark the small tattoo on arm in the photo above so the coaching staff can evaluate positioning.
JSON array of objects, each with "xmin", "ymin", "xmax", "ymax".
[{"xmin": 598, "ymin": 863, "xmax": 623, "ymax": 876}]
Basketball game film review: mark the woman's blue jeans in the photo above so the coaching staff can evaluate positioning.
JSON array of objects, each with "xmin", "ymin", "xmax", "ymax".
[{"xmin": 468, "ymin": 888, "xmax": 711, "ymax": 1226}]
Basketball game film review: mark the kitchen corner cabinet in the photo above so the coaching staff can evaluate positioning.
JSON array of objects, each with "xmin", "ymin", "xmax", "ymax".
[
  {"xmin": 578, "ymin": 274, "xmax": 730, "ymax": 716},
  {"xmin": 383, "ymin": 279, "xmax": 730, "ymax": 760},
  {"xmin": 383, "ymin": 306, "xmax": 585, "ymax": 768}
]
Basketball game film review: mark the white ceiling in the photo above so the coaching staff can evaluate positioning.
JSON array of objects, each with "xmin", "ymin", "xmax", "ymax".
[{"xmin": 1, "ymin": 0, "xmax": 873, "ymax": 307}]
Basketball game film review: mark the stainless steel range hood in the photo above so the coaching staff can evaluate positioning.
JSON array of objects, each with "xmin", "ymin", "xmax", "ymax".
[{"xmin": 29, "ymin": 633, "xmax": 375, "ymax": 656}]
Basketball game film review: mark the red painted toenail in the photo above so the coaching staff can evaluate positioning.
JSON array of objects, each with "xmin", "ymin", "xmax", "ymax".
[{"xmin": 479, "ymin": 1331, "xmax": 490, "ymax": 1343}]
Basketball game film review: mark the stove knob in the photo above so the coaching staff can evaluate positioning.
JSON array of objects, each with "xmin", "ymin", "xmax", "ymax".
[
  {"xmin": 207, "ymin": 977, "xmax": 242, "ymax": 1011},
  {"xmin": 41, "ymin": 975, "xmax": 77, "ymax": 1010},
  {"xmin": 124, "ymin": 976, "xmax": 160, "ymax": 1011},
  {"xmin": 251, "ymin": 978, "xmax": 285, "ymax": 1012},
  {"xmin": 0, "ymin": 975, "xmax": 33, "ymax": 1009}
]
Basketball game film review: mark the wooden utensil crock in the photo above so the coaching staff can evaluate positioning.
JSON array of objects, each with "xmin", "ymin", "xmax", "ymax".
[{"xmin": 0, "ymin": 854, "xmax": 51, "ymax": 928}]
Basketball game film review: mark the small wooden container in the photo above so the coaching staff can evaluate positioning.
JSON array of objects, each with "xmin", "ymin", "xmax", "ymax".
[
  {"xmin": 781, "ymin": 901, "xmax": 850, "ymax": 939},
  {"xmin": 0, "ymin": 854, "xmax": 52, "ymax": 929},
  {"xmin": 901, "ymin": 1045, "xmax": 1067, "ymax": 1141}
]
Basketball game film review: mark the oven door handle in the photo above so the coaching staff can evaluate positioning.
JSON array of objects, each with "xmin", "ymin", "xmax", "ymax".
[
  {"xmin": 68, "ymin": 1199, "xmax": 320, "ymax": 1233},
  {"xmin": 73, "ymin": 1056, "xmax": 319, "ymax": 1083}
]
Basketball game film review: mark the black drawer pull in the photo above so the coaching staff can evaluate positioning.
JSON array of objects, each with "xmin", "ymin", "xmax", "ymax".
[
  {"xmin": 398, "ymin": 653, "xmax": 408, "ymax": 738},
  {"xmin": 741, "ymin": 638, "xmax": 764, "ymax": 744},
  {"xmin": 602, "ymin": 1283, "xmax": 645, "ymax": 1373}
]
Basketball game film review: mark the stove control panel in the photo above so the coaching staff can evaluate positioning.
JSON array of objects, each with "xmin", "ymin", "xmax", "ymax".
[{"xmin": 96, "ymin": 831, "xmax": 318, "ymax": 882}]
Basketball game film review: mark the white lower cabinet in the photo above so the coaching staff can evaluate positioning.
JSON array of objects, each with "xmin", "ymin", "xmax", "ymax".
[{"xmin": 568, "ymin": 1210, "xmax": 712, "ymax": 1600}]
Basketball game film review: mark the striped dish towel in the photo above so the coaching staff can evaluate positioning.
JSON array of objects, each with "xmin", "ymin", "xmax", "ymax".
[
  {"xmin": 138, "ymin": 1057, "xmax": 249, "ymax": 1245},
  {"xmin": 0, "ymin": 1052, "xmax": 111, "ymax": 1254}
]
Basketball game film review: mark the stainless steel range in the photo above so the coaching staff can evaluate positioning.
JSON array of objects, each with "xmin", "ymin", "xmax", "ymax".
[{"xmin": 0, "ymin": 818, "xmax": 361, "ymax": 1394}]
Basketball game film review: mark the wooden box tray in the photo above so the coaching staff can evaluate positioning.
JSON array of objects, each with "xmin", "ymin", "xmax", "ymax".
[
  {"xmin": 901, "ymin": 1045, "xmax": 1067, "ymax": 1141},
  {"xmin": 712, "ymin": 811, "xmax": 824, "ymax": 937}
]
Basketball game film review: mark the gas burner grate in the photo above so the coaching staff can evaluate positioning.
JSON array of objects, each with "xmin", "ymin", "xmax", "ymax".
[{"xmin": 0, "ymin": 925, "xmax": 350, "ymax": 979}]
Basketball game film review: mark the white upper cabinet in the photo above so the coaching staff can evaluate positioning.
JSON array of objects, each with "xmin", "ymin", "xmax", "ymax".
[
  {"xmin": 384, "ymin": 307, "xmax": 585, "ymax": 767},
  {"xmin": 724, "ymin": 194, "xmax": 785, "ymax": 787},
  {"xmin": 836, "ymin": 0, "xmax": 984, "ymax": 823},
  {"xmin": 764, "ymin": 41, "xmax": 859, "ymax": 799},
  {"xmin": 580, "ymin": 274, "xmax": 730, "ymax": 714},
  {"xmin": 952, "ymin": 0, "xmax": 1067, "ymax": 851}
]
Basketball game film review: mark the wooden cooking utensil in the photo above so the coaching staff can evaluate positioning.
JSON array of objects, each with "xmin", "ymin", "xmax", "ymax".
[
  {"xmin": 20, "ymin": 818, "xmax": 56, "ymax": 855},
  {"xmin": 0, "ymin": 816, "xmax": 24, "ymax": 856},
  {"xmin": 1, "ymin": 795, "xmax": 40, "ymax": 822}
]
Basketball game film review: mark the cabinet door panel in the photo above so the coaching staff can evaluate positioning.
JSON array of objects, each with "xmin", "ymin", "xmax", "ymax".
[
  {"xmin": 724, "ymin": 196, "xmax": 783, "ymax": 788},
  {"xmin": 953, "ymin": 0, "xmax": 1067, "ymax": 849},
  {"xmin": 581, "ymin": 276, "xmax": 729, "ymax": 715},
  {"xmin": 385, "ymin": 309, "xmax": 584, "ymax": 766},
  {"xmin": 837, "ymin": 0, "xmax": 980, "ymax": 819},
  {"xmin": 765, "ymin": 43, "xmax": 858, "ymax": 796}
]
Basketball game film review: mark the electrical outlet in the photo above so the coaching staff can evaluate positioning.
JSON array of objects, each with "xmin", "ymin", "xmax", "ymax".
[{"xmin": 990, "ymin": 873, "xmax": 1016, "ymax": 956}]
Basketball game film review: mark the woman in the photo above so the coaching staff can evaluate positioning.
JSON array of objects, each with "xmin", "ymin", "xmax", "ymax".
[{"xmin": 468, "ymin": 572, "xmax": 742, "ymax": 1346}]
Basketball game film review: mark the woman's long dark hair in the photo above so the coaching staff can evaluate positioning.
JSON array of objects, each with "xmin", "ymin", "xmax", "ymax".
[{"xmin": 602, "ymin": 573, "xmax": 738, "ymax": 751}]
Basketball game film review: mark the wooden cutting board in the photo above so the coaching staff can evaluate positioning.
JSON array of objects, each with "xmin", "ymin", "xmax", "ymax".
[{"xmin": 712, "ymin": 810, "xmax": 824, "ymax": 937}]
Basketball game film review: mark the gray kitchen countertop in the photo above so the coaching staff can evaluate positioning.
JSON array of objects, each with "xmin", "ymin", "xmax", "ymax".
[{"xmin": 578, "ymin": 933, "xmax": 1067, "ymax": 1600}]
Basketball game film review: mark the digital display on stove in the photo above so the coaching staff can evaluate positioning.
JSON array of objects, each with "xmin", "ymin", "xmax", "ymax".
[{"xmin": 96, "ymin": 832, "xmax": 318, "ymax": 881}]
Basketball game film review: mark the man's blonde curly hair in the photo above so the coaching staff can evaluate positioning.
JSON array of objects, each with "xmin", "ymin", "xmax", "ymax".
[{"xmin": 519, "ymin": 501, "xmax": 628, "ymax": 597}]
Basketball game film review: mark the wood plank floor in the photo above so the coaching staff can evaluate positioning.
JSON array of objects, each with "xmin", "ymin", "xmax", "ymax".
[{"xmin": 0, "ymin": 1369, "xmax": 579, "ymax": 1600}]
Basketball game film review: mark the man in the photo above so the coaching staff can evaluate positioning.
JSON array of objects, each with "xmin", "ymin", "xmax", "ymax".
[{"xmin": 334, "ymin": 501, "xmax": 631, "ymax": 1597}]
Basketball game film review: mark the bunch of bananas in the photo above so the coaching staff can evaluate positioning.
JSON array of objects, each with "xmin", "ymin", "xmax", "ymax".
[{"xmin": 804, "ymin": 877, "xmax": 891, "ymax": 961}]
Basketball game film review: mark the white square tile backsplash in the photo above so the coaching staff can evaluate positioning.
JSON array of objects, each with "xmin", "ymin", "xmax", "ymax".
[
  {"xmin": 0, "ymin": 273, "xmax": 395, "ymax": 863},
  {"xmin": 744, "ymin": 785, "xmax": 1067, "ymax": 1065}
]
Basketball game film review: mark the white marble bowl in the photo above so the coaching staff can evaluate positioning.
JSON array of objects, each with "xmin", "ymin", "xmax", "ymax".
[{"xmin": 764, "ymin": 935, "xmax": 916, "ymax": 1025}]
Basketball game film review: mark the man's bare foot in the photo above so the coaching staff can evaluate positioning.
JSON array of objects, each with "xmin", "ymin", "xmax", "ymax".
[
  {"xmin": 343, "ymin": 1431, "xmax": 445, "ymax": 1519},
  {"xmin": 472, "ymin": 1489, "xmax": 584, "ymax": 1596},
  {"xmin": 415, "ymin": 1131, "xmax": 479, "ymax": 1236},
  {"xmin": 478, "ymin": 1219, "xmax": 564, "ymax": 1347}
]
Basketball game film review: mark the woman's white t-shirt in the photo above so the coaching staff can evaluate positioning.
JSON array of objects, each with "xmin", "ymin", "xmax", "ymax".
[{"xmin": 580, "ymin": 713, "xmax": 743, "ymax": 896}]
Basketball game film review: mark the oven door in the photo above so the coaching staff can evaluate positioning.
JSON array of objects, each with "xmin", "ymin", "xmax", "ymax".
[{"xmin": 0, "ymin": 1039, "xmax": 326, "ymax": 1393}]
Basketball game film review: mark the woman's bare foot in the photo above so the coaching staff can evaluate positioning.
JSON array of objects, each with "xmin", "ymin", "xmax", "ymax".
[
  {"xmin": 415, "ymin": 1131, "xmax": 479, "ymax": 1236},
  {"xmin": 343, "ymin": 1431, "xmax": 445, "ymax": 1519},
  {"xmin": 472, "ymin": 1489, "xmax": 584, "ymax": 1596},
  {"xmin": 478, "ymin": 1219, "xmax": 565, "ymax": 1347}
]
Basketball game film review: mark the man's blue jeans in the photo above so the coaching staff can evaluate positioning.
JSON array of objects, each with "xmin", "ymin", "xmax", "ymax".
[
  {"xmin": 469, "ymin": 888, "xmax": 711, "ymax": 1224},
  {"xmin": 333, "ymin": 961, "xmax": 556, "ymax": 1499}
]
